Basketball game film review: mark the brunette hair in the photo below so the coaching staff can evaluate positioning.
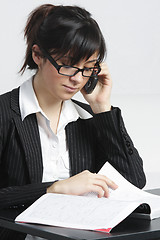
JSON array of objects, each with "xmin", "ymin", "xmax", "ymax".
[{"xmin": 20, "ymin": 4, "xmax": 106, "ymax": 73}]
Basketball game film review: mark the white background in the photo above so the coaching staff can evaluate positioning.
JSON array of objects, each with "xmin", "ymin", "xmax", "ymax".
[{"xmin": 0, "ymin": 0, "xmax": 160, "ymax": 189}]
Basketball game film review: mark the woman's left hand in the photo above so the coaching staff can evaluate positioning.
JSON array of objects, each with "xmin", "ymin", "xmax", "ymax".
[{"xmin": 81, "ymin": 62, "xmax": 112, "ymax": 114}]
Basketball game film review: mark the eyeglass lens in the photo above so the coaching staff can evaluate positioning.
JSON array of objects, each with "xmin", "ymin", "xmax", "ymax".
[{"xmin": 59, "ymin": 66, "xmax": 99, "ymax": 77}]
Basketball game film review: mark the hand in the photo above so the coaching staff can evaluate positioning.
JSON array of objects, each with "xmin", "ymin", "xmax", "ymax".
[
  {"xmin": 47, "ymin": 170, "xmax": 118, "ymax": 198},
  {"xmin": 81, "ymin": 63, "xmax": 112, "ymax": 114}
]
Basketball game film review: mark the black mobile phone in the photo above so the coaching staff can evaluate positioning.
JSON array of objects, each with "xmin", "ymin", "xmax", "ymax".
[
  {"xmin": 83, "ymin": 62, "xmax": 100, "ymax": 94},
  {"xmin": 83, "ymin": 72, "xmax": 98, "ymax": 94}
]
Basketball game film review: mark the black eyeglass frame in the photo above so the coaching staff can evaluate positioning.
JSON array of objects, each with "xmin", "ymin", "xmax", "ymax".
[{"xmin": 40, "ymin": 47, "xmax": 101, "ymax": 77}]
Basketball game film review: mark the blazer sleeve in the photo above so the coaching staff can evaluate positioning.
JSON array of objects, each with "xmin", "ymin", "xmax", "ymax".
[
  {"xmin": 92, "ymin": 107, "xmax": 146, "ymax": 189},
  {"xmin": 0, "ymin": 183, "xmax": 54, "ymax": 210}
]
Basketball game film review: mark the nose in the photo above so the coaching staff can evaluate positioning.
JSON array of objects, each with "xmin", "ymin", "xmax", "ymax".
[{"xmin": 69, "ymin": 71, "xmax": 83, "ymax": 84}]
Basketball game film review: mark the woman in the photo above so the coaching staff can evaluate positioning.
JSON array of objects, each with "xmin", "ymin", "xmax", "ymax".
[{"xmin": 0, "ymin": 4, "xmax": 146, "ymax": 239}]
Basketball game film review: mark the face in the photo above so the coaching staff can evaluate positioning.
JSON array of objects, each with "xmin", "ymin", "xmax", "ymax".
[{"xmin": 33, "ymin": 49, "xmax": 98, "ymax": 102}]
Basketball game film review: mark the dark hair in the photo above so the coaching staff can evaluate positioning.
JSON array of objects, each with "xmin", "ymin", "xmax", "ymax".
[{"xmin": 20, "ymin": 4, "xmax": 106, "ymax": 73}]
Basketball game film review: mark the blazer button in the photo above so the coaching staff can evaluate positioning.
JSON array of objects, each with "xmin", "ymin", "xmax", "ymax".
[
  {"xmin": 120, "ymin": 126, "xmax": 124, "ymax": 133},
  {"xmin": 126, "ymin": 141, "xmax": 130, "ymax": 147},
  {"xmin": 128, "ymin": 148, "xmax": 133, "ymax": 155},
  {"xmin": 123, "ymin": 133, "xmax": 127, "ymax": 140}
]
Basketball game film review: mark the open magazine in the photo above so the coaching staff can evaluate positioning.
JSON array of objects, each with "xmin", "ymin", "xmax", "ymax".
[{"xmin": 15, "ymin": 162, "xmax": 160, "ymax": 233}]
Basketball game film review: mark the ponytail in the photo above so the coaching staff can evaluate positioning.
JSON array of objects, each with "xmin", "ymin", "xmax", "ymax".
[{"xmin": 20, "ymin": 4, "xmax": 54, "ymax": 74}]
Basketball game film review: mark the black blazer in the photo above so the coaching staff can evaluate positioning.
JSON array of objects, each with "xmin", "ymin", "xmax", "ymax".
[{"xmin": 0, "ymin": 87, "xmax": 146, "ymax": 239}]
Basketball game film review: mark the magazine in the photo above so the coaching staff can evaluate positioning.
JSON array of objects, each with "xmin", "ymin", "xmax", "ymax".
[{"xmin": 15, "ymin": 162, "xmax": 160, "ymax": 233}]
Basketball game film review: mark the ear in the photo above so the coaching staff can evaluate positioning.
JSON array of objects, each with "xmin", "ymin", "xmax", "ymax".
[{"xmin": 32, "ymin": 44, "xmax": 43, "ymax": 66}]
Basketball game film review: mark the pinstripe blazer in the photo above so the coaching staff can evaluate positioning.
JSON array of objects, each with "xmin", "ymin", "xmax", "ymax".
[{"xmin": 0, "ymin": 87, "xmax": 146, "ymax": 239}]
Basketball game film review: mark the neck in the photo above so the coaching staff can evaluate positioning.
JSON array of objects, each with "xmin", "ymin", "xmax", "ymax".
[{"xmin": 33, "ymin": 74, "xmax": 63, "ymax": 117}]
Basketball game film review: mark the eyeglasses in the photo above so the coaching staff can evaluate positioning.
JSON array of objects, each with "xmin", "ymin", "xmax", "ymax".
[{"xmin": 40, "ymin": 47, "xmax": 101, "ymax": 77}]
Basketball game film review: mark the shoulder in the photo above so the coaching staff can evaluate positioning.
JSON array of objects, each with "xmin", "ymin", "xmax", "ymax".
[
  {"xmin": 0, "ymin": 87, "xmax": 19, "ymax": 117},
  {"xmin": 0, "ymin": 91, "xmax": 12, "ymax": 111},
  {"xmin": 0, "ymin": 90, "xmax": 11, "ymax": 100},
  {"xmin": 0, "ymin": 91, "xmax": 13, "ymax": 138}
]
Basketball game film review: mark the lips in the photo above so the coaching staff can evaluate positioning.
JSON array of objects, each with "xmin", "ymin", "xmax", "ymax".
[{"xmin": 63, "ymin": 85, "xmax": 78, "ymax": 93}]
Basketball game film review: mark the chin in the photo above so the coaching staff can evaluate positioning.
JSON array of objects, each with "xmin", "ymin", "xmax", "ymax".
[
  {"xmin": 60, "ymin": 94, "xmax": 75, "ymax": 101},
  {"xmin": 61, "ymin": 91, "xmax": 78, "ymax": 100}
]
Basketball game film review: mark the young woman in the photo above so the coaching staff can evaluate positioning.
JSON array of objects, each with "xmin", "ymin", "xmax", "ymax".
[{"xmin": 0, "ymin": 4, "xmax": 146, "ymax": 239}]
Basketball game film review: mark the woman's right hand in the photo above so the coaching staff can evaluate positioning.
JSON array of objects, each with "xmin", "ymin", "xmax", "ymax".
[{"xmin": 47, "ymin": 170, "xmax": 118, "ymax": 198}]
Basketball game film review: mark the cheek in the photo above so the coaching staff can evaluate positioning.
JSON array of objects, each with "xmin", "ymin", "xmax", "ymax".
[
  {"xmin": 43, "ymin": 64, "xmax": 60, "ymax": 81},
  {"xmin": 45, "ymin": 68, "xmax": 68, "ymax": 88},
  {"xmin": 80, "ymin": 77, "xmax": 89, "ymax": 89}
]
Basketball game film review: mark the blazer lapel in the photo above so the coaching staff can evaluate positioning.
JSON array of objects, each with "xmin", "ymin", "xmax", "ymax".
[{"xmin": 11, "ymin": 88, "xmax": 43, "ymax": 183}]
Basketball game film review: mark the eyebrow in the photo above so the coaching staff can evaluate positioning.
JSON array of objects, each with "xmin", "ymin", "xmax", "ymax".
[{"xmin": 85, "ymin": 59, "xmax": 98, "ymax": 64}]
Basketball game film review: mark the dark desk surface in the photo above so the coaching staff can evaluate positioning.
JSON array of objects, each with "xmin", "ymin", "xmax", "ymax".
[{"xmin": 0, "ymin": 189, "xmax": 160, "ymax": 240}]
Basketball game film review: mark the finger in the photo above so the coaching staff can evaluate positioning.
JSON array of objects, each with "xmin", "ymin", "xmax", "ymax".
[
  {"xmin": 99, "ymin": 63, "xmax": 109, "ymax": 74},
  {"xmin": 105, "ymin": 177, "xmax": 118, "ymax": 190},
  {"xmin": 92, "ymin": 179, "xmax": 110, "ymax": 198},
  {"xmin": 94, "ymin": 174, "xmax": 118, "ymax": 190},
  {"xmin": 91, "ymin": 185, "xmax": 105, "ymax": 198}
]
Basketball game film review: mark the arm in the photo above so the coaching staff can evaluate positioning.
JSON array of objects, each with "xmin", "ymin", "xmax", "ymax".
[
  {"xmin": 0, "ymin": 182, "xmax": 53, "ymax": 210},
  {"xmin": 93, "ymin": 107, "xmax": 146, "ymax": 188},
  {"xmin": 81, "ymin": 63, "xmax": 146, "ymax": 188}
]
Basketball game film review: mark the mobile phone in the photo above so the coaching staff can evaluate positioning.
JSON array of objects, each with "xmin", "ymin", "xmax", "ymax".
[
  {"xmin": 83, "ymin": 62, "xmax": 100, "ymax": 94},
  {"xmin": 83, "ymin": 72, "xmax": 98, "ymax": 94}
]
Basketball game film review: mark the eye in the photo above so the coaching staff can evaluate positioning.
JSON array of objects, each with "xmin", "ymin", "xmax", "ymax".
[
  {"xmin": 84, "ymin": 67, "xmax": 93, "ymax": 72},
  {"xmin": 62, "ymin": 65, "xmax": 73, "ymax": 69}
]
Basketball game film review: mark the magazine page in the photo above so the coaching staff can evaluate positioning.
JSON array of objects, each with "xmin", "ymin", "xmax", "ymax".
[
  {"xmin": 97, "ymin": 162, "xmax": 160, "ymax": 219},
  {"xmin": 15, "ymin": 192, "xmax": 141, "ymax": 232}
]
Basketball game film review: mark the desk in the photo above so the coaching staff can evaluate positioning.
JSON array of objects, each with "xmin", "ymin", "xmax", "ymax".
[{"xmin": 0, "ymin": 189, "xmax": 160, "ymax": 240}]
